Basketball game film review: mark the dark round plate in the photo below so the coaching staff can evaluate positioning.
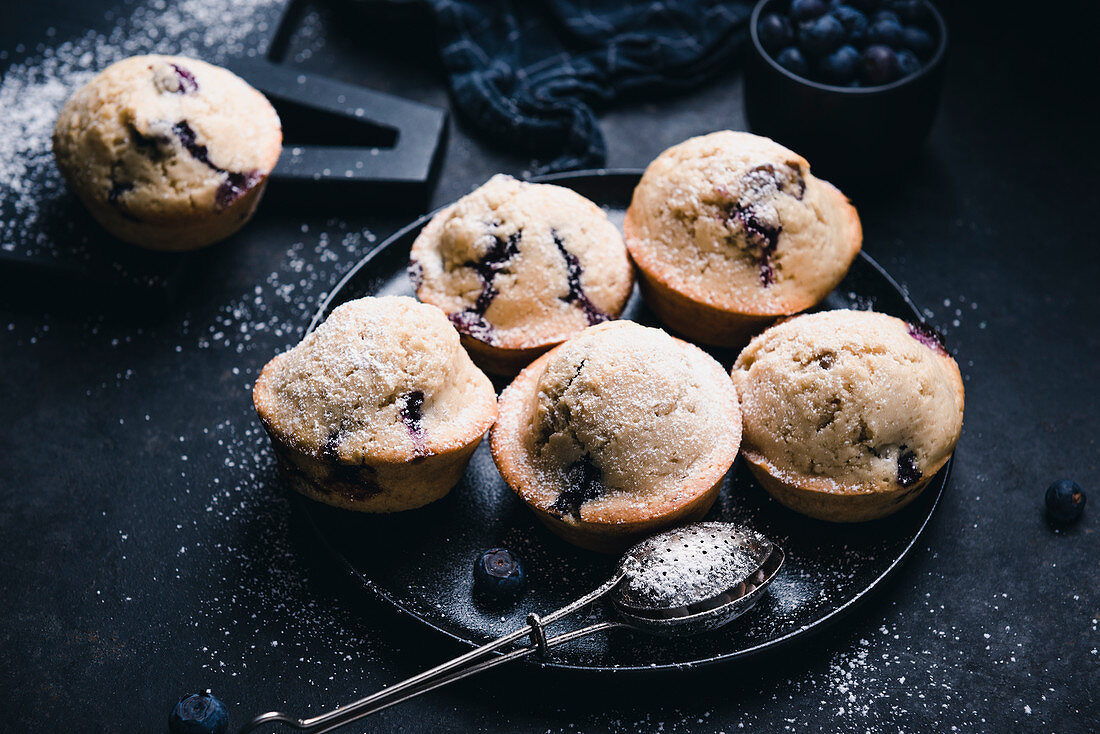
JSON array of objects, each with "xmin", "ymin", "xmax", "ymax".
[{"xmin": 300, "ymin": 170, "xmax": 950, "ymax": 672}]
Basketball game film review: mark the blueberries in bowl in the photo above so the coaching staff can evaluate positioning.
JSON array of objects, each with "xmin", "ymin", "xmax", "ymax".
[
  {"xmin": 169, "ymin": 693, "xmax": 229, "ymax": 734},
  {"xmin": 820, "ymin": 44, "xmax": 861, "ymax": 84},
  {"xmin": 830, "ymin": 5, "xmax": 869, "ymax": 43},
  {"xmin": 799, "ymin": 14, "xmax": 845, "ymax": 54},
  {"xmin": 1045, "ymin": 480, "xmax": 1086, "ymax": 525},
  {"xmin": 867, "ymin": 17, "xmax": 904, "ymax": 46},
  {"xmin": 473, "ymin": 548, "xmax": 526, "ymax": 598},
  {"xmin": 886, "ymin": 0, "xmax": 928, "ymax": 23},
  {"xmin": 756, "ymin": 0, "xmax": 941, "ymax": 88},
  {"xmin": 845, "ymin": 0, "xmax": 882, "ymax": 12},
  {"xmin": 861, "ymin": 44, "xmax": 900, "ymax": 85},
  {"xmin": 897, "ymin": 49, "xmax": 922, "ymax": 77},
  {"xmin": 791, "ymin": 0, "xmax": 829, "ymax": 21},
  {"xmin": 776, "ymin": 46, "xmax": 810, "ymax": 76},
  {"xmin": 902, "ymin": 25, "xmax": 936, "ymax": 56},
  {"xmin": 758, "ymin": 13, "xmax": 794, "ymax": 51}
]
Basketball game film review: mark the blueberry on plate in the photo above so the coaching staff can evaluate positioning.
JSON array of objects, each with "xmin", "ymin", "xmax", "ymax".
[
  {"xmin": 830, "ymin": 5, "xmax": 869, "ymax": 43},
  {"xmin": 867, "ymin": 17, "xmax": 904, "ymax": 46},
  {"xmin": 820, "ymin": 44, "xmax": 861, "ymax": 84},
  {"xmin": 1045, "ymin": 480, "xmax": 1086, "ymax": 524},
  {"xmin": 885, "ymin": 0, "xmax": 927, "ymax": 23},
  {"xmin": 790, "ymin": 0, "xmax": 829, "ymax": 21},
  {"xmin": 902, "ymin": 25, "xmax": 936, "ymax": 56},
  {"xmin": 170, "ymin": 693, "xmax": 229, "ymax": 734},
  {"xmin": 473, "ymin": 548, "xmax": 526, "ymax": 596},
  {"xmin": 758, "ymin": 13, "xmax": 794, "ymax": 52},
  {"xmin": 871, "ymin": 8, "xmax": 900, "ymax": 23},
  {"xmin": 861, "ymin": 44, "xmax": 900, "ymax": 84},
  {"xmin": 775, "ymin": 46, "xmax": 810, "ymax": 76},
  {"xmin": 799, "ymin": 14, "xmax": 846, "ymax": 54},
  {"xmin": 896, "ymin": 48, "xmax": 922, "ymax": 77}
]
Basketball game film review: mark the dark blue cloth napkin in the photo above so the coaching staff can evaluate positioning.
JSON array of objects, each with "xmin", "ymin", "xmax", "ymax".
[{"xmin": 427, "ymin": 0, "xmax": 753, "ymax": 173}]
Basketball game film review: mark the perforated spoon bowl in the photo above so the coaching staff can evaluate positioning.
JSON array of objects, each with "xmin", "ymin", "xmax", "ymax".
[{"xmin": 240, "ymin": 522, "xmax": 784, "ymax": 734}]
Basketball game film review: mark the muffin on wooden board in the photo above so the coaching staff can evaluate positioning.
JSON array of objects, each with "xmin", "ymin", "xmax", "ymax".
[
  {"xmin": 253, "ymin": 296, "xmax": 498, "ymax": 513},
  {"xmin": 53, "ymin": 54, "xmax": 281, "ymax": 251},
  {"xmin": 410, "ymin": 174, "xmax": 634, "ymax": 375},
  {"xmin": 731, "ymin": 309, "xmax": 964, "ymax": 522},
  {"xmin": 491, "ymin": 320, "xmax": 741, "ymax": 551},
  {"xmin": 624, "ymin": 131, "xmax": 861, "ymax": 346}
]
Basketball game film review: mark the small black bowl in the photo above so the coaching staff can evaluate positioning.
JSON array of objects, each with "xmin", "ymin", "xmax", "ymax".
[{"xmin": 744, "ymin": 0, "xmax": 947, "ymax": 177}]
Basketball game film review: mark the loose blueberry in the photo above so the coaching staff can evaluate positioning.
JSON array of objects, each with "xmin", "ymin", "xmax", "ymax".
[
  {"xmin": 830, "ymin": 5, "xmax": 869, "ymax": 43},
  {"xmin": 799, "ymin": 14, "xmax": 846, "ymax": 55},
  {"xmin": 169, "ymin": 693, "xmax": 228, "ymax": 734},
  {"xmin": 871, "ymin": 9, "xmax": 900, "ymax": 23},
  {"xmin": 897, "ymin": 48, "xmax": 922, "ymax": 77},
  {"xmin": 776, "ymin": 46, "xmax": 810, "ymax": 77},
  {"xmin": 1045, "ymin": 480, "xmax": 1086, "ymax": 524},
  {"xmin": 758, "ymin": 13, "xmax": 794, "ymax": 52},
  {"xmin": 885, "ymin": 0, "xmax": 927, "ymax": 23},
  {"xmin": 902, "ymin": 25, "xmax": 936, "ymax": 56},
  {"xmin": 473, "ymin": 548, "xmax": 526, "ymax": 596},
  {"xmin": 861, "ymin": 44, "xmax": 900, "ymax": 85},
  {"xmin": 867, "ymin": 17, "xmax": 904, "ymax": 46},
  {"xmin": 820, "ymin": 44, "xmax": 861, "ymax": 84},
  {"xmin": 790, "ymin": 0, "xmax": 829, "ymax": 21}
]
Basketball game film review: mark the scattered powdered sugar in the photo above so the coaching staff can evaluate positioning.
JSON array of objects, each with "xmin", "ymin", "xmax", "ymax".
[
  {"xmin": 1, "ymin": 17, "xmax": 1059, "ymax": 726},
  {"xmin": 87, "ymin": 222, "xmax": 380, "ymax": 696},
  {"xmin": 0, "ymin": 0, "xmax": 279, "ymax": 255},
  {"xmin": 11, "ymin": 212, "xmax": 1071, "ymax": 730}
]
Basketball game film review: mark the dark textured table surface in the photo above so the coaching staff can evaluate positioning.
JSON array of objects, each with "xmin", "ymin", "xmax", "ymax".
[{"xmin": 1, "ymin": 1, "xmax": 1097, "ymax": 732}]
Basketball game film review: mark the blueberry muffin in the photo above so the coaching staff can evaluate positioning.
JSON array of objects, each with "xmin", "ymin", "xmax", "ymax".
[
  {"xmin": 53, "ymin": 55, "xmax": 281, "ymax": 251},
  {"xmin": 623, "ymin": 131, "xmax": 861, "ymax": 346},
  {"xmin": 731, "ymin": 310, "xmax": 964, "ymax": 522},
  {"xmin": 253, "ymin": 296, "xmax": 498, "ymax": 513},
  {"xmin": 410, "ymin": 175, "xmax": 634, "ymax": 375},
  {"xmin": 491, "ymin": 320, "xmax": 741, "ymax": 551}
]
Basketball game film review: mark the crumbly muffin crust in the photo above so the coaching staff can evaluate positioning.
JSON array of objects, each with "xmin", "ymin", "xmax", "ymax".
[
  {"xmin": 732, "ymin": 309, "xmax": 964, "ymax": 519},
  {"xmin": 491, "ymin": 321, "xmax": 741, "ymax": 549},
  {"xmin": 255, "ymin": 296, "xmax": 495, "ymax": 464},
  {"xmin": 410, "ymin": 175, "xmax": 634, "ymax": 353},
  {"xmin": 624, "ymin": 131, "xmax": 861, "ymax": 317},
  {"xmin": 53, "ymin": 54, "xmax": 281, "ymax": 249}
]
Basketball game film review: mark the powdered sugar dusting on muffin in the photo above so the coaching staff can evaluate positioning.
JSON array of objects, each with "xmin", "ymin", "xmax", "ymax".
[
  {"xmin": 255, "ymin": 296, "xmax": 490, "ymax": 463},
  {"xmin": 410, "ymin": 175, "xmax": 633, "ymax": 350},
  {"xmin": 526, "ymin": 321, "xmax": 741, "ymax": 521}
]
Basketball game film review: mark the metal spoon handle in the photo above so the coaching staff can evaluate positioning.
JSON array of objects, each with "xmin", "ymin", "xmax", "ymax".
[{"xmin": 239, "ymin": 574, "xmax": 625, "ymax": 734}]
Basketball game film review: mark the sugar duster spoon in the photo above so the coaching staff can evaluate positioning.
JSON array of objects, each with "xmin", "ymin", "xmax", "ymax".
[{"xmin": 241, "ymin": 522, "xmax": 784, "ymax": 733}]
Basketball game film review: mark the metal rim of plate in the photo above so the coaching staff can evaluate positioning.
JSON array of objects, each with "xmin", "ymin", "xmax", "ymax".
[{"xmin": 300, "ymin": 169, "xmax": 952, "ymax": 673}]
